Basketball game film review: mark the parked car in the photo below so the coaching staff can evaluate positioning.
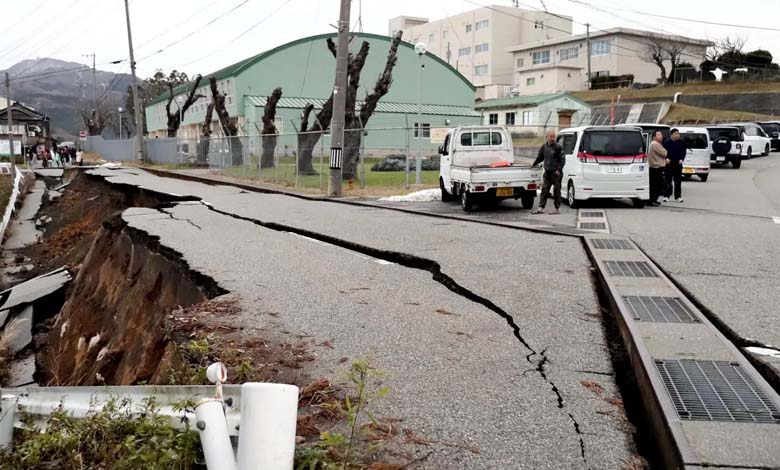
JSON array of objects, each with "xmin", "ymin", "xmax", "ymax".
[
  {"xmin": 617, "ymin": 123, "xmax": 671, "ymax": 152},
  {"xmin": 556, "ymin": 126, "xmax": 649, "ymax": 208},
  {"xmin": 676, "ymin": 127, "xmax": 711, "ymax": 182},
  {"xmin": 757, "ymin": 121, "xmax": 780, "ymax": 151},
  {"xmin": 438, "ymin": 126, "xmax": 540, "ymax": 211},
  {"xmin": 705, "ymin": 126, "xmax": 743, "ymax": 169},
  {"xmin": 723, "ymin": 122, "xmax": 771, "ymax": 158}
]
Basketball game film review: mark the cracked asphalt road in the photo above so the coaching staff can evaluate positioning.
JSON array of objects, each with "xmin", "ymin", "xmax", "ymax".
[{"xmin": 88, "ymin": 168, "xmax": 635, "ymax": 469}]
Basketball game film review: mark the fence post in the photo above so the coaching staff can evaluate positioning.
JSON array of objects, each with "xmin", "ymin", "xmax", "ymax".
[
  {"xmin": 319, "ymin": 137, "xmax": 324, "ymax": 191},
  {"xmin": 195, "ymin": 399, "xmax": 237, "ymax": 470},
  {"xmin": 236, "ymin": 383, "xmax": 298, "ymax": 470},
  {"xmin": 404, "ymin": 114, "xmax": 410, "ymax": 190},
  {"xmin": 0, "ymin": 394, "xmax": 15, "ymax": 449},
  {"xmin": 359, "ymin": 117, "xmax": 366, "ymax": 190}
]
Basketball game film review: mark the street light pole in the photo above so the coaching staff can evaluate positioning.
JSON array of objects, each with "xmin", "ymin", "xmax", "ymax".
[
  {"xmin": 415, "ymin": 42, "xmax": 426, "ymax": 185},
  {"xmin": 118, "ymin": 107, "xmax": 124, "ymax": 140},
  {"xmin": 328, "ymin": 0, "xmax": 351, "ymax": 197}
]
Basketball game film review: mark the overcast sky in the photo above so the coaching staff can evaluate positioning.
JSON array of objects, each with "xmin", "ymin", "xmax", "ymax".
[{"xmin": 0, "ymin": 0, "xmax": 778, "ymax": 79}]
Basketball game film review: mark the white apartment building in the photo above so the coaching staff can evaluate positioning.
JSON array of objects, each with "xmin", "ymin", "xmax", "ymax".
[
  {"xmin": 388, "ymin": 5, "xmax": 572, "ymax": 89},
  {"xmin": 507, "ymin": 28, "xmax": 710, "ymax": 95}
]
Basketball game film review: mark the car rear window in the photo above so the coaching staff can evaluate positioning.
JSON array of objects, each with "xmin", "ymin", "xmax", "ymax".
[
  {"xmin": 460, "ymin": 132, "xmax": 503, "ymax": 146},
  {"xmin": 760, "ymin": 123, "xmax": 780, "ymax": 134},
  {"xmin": 681, "ymin": 133, "xmax": 708, "ymax": 149},
  {"xmin": 580, "ymin": 130, "xmax": 645, "ymax": 155},
  {"xmin": 707, "ymin": 128, "xmax": 740, "ymax": 141}
]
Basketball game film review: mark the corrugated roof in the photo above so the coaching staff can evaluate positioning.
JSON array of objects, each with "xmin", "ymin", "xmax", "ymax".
[
  {"xmin": 474, "ymin": 92, "xmax": 588, "ymax": 110},
  {"xmin": 246, "ymin": 96, "xmax": 479, "ymax": 117},
  {"xmin": 147, "ymin": 32, "xmax": 474, "ymax": 106}
]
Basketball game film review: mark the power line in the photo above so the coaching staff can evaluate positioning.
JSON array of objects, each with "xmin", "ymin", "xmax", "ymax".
[
  {"xmin": 137, "ymin": 0, "xmax": 253, "ymax": 62},
  {"xmin": 135, "ymin": 0, "xmax": 225, "ymax": 50},
  {"xmin": 0, "ymin": 0, "xmax": 82, "ymax": 62}
]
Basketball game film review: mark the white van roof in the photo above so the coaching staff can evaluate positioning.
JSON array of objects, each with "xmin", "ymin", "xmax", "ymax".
[{"xmin": 675, "ymin": 127, "xmax": 708, "ymax": 134}]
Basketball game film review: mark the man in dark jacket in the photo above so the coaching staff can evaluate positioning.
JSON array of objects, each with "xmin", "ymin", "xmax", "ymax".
[
  {"xmin": 663, "ymin": 128, "xmax": 686, "ymax": 202},
  {"xmin": 532, "ymin": 130, "xmax": 565, "ymax": 214}
]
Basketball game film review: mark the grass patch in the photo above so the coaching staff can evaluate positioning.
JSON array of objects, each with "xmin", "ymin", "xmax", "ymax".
[
  {"xmin": 662, "ymin": 103, "xmax": 777, "ymax": 124},
  {"xmin": 573, "ymin": 80, "xmax": 780, "ymax": 102},
  {"xmin": 0, "ymin": 174, "xmax": 12, "ymax": 217}
]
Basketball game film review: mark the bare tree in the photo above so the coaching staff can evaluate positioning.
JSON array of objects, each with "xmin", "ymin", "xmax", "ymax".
[
  {"xmin": 642, "ymin": 37, "xmax": 688, "ymax": 84},
  {"xmin": 80, "ymin": 102, "xmax": 114, "ymax": 136},
  {"xmin": 296, "ymin": 31, "xmax": 403, "ymax": 177},
  {"xmin": 260, "ymin": 87, "xmax": 282, "ymax": 169},
  {"xmin": 209, "ymin": 76, "xmax": 243, "ymax": 167},
  {"xmin": 199, "ymin": 101, "xmax": 214, "ymax": 163},
  {"xmin": 165, "ymin": 75, "xmax": 204, "ymax": 137}
]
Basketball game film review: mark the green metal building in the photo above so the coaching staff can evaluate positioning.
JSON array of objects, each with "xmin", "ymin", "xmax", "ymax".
[{"xmin": 144, "ymin": 32, "xmax": 480, "ymax": 153}]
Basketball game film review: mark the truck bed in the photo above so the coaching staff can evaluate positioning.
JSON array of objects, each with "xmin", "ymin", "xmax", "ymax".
[{"xmin": 450, "ymin": 163, "xmax": 539, "ymax": 186}]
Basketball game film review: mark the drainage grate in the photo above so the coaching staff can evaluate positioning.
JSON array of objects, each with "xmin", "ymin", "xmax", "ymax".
[
  {"xmin": 580, "ymin": 222, "xmax": 607, "ymax": 230},
  {"xmin": 605, "ymin": 260, "xmax": 658, "ymax": 277},
  {"xmin": 624, "ymin": 296, "xmax": 699, "ymax": 323},
  {"xmin": 592, "ymin": 238, "xmax": 634, "ymax": 250},
  {"xmin": 581, "ymin": 211, "xmax": 604, "ymax": 218},
  {"xmin": 655, "ymin": 359, "xmax": 780, "ymax": 423}
]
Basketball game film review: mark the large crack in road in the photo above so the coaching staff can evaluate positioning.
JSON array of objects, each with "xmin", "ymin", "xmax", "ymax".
[{"xmin": 194, "ymin": 200, "xmax": 591, "ymax": 468}]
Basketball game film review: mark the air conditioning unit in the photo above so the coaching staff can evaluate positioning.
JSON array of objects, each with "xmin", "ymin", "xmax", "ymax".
[
  {"xmin": 510, "ymin": 87, "xmax": 520, "ymax": 96},
  {"xmin": 504, "ymin": 85, "xmax": 512, "ymax": 95}
]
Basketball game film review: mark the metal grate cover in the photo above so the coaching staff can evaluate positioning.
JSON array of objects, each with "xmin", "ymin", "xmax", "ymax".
[
  {"xmin": 592, "ymin": 238, "xmax": 634, "ymax": 250},
  {"xmin": 580, "ymin": 222, "xmax": 607, "ymax": 230},
  {"xmin": 605, "ymin": 260, "xmax": 658, "ymax": 277},
  {"xmin": 624, "ymin": 296, "xmax": 700, "ymax": 323},
  {"xmin": 581, "ymin": 211, "xmax": 604, "ymax": 218},
  {"xmin": 655, "ymin": 359, "xmax": 780, "ymax": 423}
]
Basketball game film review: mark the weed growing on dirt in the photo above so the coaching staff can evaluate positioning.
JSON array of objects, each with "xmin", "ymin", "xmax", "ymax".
[
  {"xmin": 0, "ymin": 348, "xmax": 11, "ymax": 386},
  {"xmin": 294, "ymin": 357, "xmax": 391, "ymax": 470},
  {"xmin": 0, "ymin": 397, "xmax": 204, "ymax": 470}
]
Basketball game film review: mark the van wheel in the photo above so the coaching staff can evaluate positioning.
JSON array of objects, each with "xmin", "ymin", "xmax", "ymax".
[
  {"xmin": 521, "ymin": 193, "xmax": 535, "ymax": 209},
  {"xmin": 440, "ymin": 178, "xmax": 453, "ymax": 202},
  {"xmin": 746, "ymin": 147, "xmax": 752, "ymax": 159},
  {"xmin": 700, "ymin": 174, "xmax": 709, "ymax": 182},
  {"xmin": 567, "ymin": 182, "xmax": 579, "ymax": 209},
  {"xmin": 461, "ymin": 189, "xmax": 474, "ymax": 212},
  {"xmin": 633, "ymin": 199, "xmax": 646, "ymax": 208},
  {"xmin": 732, "ymin": 159, "xmax": 742, "ymax": 169},
  {"xmin": 764, "ymin": 144, "xmax": 770, "ymax": 156}
]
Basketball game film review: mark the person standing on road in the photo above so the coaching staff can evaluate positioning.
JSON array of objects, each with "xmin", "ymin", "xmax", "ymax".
[
  {"xmin": 531, "ymin": 130, "xmax": 565, "ymax": 215},
  {"xmin": 647, "ymin": 130, "xmax": 668, "ymax": 206},
  {"xmin": 663, "ymin": 129, "xmax": 686, "ymax": 203}
]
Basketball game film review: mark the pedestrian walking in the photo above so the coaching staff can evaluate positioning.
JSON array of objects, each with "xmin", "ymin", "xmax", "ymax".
[
  {"xmin": 69, "ymin": 146, "xmax": 77, "ymax": 164},
  {"xmin": 52, "ymin": 147, "xmax": 62, "ymax": 167},
  {"xmin": 76, "ymin": 150, "xmax": 83, "ymax": 167},
  {"xmin": 663, "ymin": 129, "xmax": 685, "ymax": 203},
  {"xmin": 531, "ymin": 130, "xmax": 565, "ymax": 214},
  {"xmin": 647, "ymin": 130, "xmax": 667, "ymax": 206}
]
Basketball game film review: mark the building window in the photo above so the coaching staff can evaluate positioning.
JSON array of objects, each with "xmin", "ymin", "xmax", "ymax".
[
  {"xmin": 458, "ymin": 47, "xmax": 471, "ymax": 56},
  {"xmin": 475, "ymin": 19, "xmax": 489, "ymax": 30},
  {"xmin": 526, "ymin": 77, "xmax": 536, "ymax": 86},
  {"xmin": 475, "ymin": 43, "xmax": 489, "ymax": 53},
  {"xmin": 532, "ymin": 50, "xmax": 550, "ymax": 65},
  {"xmin": 488, "ymin": 113, "xmax": 498, "ymax": 125},
  {"xmin": 428, "ymin": 33, "xmax": 434, "ymax": 43},
  {"xmin": 506, "ymin": 112, "xmax": 516, "ymax": 125},
  {"xmin": 594, "ymin": 70, "xmax": 610, "ymax": 77},
  {"xmin": 474, "ymin": 65, "xmax": 488, "ymax": 76},
  {"xmin": 522, "ymin": 111, "xmax": 534, "ymax": 126},
  {"xmin": 516, "ymin": 58, "xmax": 524, "ymax": 68},
  {"xmin": 559, "ymin": 46, "xmax": 578, "ymax": 61},
  {"xmin": 466, "ymin": 24, "xmax": 472, "ymax": 32},
  {"xmin": 534, "ymin": 20, "xmax": 545, "ymax": 30},
  {"xmin": 414, "ymin": 123, "xmax": 431, "ymax": 139},
  {"xmin": 591, "ymin": 39, "xmax": 611, "ymax": 56}
]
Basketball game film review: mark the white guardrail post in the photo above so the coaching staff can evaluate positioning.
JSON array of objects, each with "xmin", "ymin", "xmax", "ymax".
[{"xmin": 0, "ymin": 363, "xmax": 299, "ymax": 470}]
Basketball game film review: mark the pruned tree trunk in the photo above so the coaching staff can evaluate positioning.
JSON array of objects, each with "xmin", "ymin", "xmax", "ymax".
[
  {"xmin": 297, "ymin": 104, "xmax": 320, "ymax": 174},
  {"xmin": 199, "ymin": 102, "xmax": 214, "ymax": 163},
  {"xmin": 209, "ymin": 76, "xmax": 243, "ymax": 167},
  {"xmin": 166, "ymin": 75, "xmax": 203, "ymax": 137},
  {"xmin": 261, "ymin": 87, "xmax": 282, "ymax": 168}
]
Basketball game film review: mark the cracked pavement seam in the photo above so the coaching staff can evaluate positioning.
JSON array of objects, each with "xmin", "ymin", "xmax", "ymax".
[{"xmin": 180, "ymin": 200, "xmax": 592, "ymax": 467}]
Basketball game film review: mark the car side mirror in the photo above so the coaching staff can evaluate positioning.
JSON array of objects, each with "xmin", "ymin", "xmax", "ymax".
[{"xmin": 438, "ymin": 145, "xmax": 448, "ymax": 156}]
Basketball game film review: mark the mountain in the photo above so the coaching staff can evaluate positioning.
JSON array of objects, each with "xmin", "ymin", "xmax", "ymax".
[{"xmin": 0, "ymin": 58, "xmax": 133, "ymax": 140}]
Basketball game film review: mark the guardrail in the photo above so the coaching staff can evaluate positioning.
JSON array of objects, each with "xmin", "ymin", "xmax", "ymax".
[
  {"xmin": 0, "ymin": 165, "xmax": 24, "ymax": 241},
  {"xmin": 0, "ymin": 363, "xmax": 299, "ymax": 470}
]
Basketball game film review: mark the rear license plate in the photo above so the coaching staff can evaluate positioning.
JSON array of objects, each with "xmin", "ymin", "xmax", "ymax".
[
  {"xmin": 605, "ymin": 166, "xmax": 623, "ymax": 174},
  {"xmin": 716, "ymin": 156, "xmax": 725, "ymax": 162},
  {"xmin": 683, "ymin": 167, "xmax": 694, "ymax": 174},
  {"xmin": 496, "ymin": 187, "xmax": 514, "ymax": 197}
]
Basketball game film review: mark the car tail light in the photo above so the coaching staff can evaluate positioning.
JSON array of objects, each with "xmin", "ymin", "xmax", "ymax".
[
  {"xmin": 577, "ymin": 151, "xmax": 597, "ymax": 163},
  {"xmin": 633, "ymin": 153, "xmax": 647, "ymax": 163},
  {"xmin": 474, "ymin": 185, "xmax": 485, "ymax": 192},
  {"xmin": 527, "ymin": 183, "xmax": 538, "ymax": 190}
]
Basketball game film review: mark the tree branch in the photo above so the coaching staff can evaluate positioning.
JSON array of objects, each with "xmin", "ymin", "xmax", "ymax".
[
  {"xmin": 261, "ymin": 87, "xmax": 283, "ymax": 134},
  {"xmin": 300, "ymin": 103, "xmax": 314, "ymax": 133},
  {"xmin": 360, "ymin": 31, "xmax": 403, "ymax": 124}
]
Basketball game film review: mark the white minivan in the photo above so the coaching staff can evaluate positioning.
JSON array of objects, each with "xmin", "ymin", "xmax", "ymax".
[
  {"xmin": 676, "ymin": 127, "xmax": 711, "ymax": 182},
  {"xmin": 724, "ymin": 122, "xmax": 772, "ymax": 158},
  {"xmin": 557, "ymin": 126, "xmax": 649, "ymax": 208}
]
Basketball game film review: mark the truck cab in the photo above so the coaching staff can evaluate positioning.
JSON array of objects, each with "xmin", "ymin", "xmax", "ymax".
[{"xmin": 439, "ymin": 126, "xmax": 539, "ymax": 211}]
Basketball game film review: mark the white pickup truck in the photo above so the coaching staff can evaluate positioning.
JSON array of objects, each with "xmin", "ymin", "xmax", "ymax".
[{"xmin": 438, "ymin": 126, "xmax": 540, "ymax": 212}]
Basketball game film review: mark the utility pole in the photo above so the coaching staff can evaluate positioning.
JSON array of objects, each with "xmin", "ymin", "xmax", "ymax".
[
  {"xmin": 328, "ymin": 0, "xmax": 351, "ymax": 196},
  {"xmin": 124, "ymin": 0, "xmax": 144, "ymax": 162},
  {"xmin": 5, "ymin": 73, "xmax": 16, "ymax": 172},
  {"xmin": 84, "ymin": 53, "xmax": 97, "ymax": 112},
  {"xmin": 586, "ymin": 23, "xmax": 592, "ymax": 90}
]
